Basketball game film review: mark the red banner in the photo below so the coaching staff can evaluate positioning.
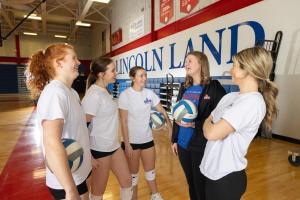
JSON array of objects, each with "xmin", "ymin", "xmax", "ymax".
[
  {"xmin": 180, "ymin": 0, "xmax": 199, "ymax": 13},
  {"xmin": 111, "ymin": 29, "xmax": 122, "ymax": 46},
  {"xmin": 160, "ymin": 0, "xmax": 174, "ymax": 24}
]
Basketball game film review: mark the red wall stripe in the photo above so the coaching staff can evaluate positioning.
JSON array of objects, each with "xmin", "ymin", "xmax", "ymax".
[
  {"xmin": 110, "ymin": 0, "xmax": 262, "ymax": 57},
  {"xmin": 110, "ymin": 34, "xmax": 153, "ymax": 56},
  {"xmin": 0, "ymin": 56, "xmax": 29, "ymax": 64}
]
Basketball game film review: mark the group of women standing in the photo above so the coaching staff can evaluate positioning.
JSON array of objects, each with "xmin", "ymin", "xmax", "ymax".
[{"xmin": 26, "ymin": 42, "xmax": 278, "ymax": 200}]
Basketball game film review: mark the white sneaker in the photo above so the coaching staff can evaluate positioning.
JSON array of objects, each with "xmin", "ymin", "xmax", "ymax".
[{"xmin": 151, "ymin": 193, "xmax": 164, "ymax": 200}]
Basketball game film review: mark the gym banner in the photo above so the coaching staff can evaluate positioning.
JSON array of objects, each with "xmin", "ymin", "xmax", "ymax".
[
  {"xmin": 160, "ymin": 0, "xmax": 174, "ymax": 24},
  {"xmin": 111, "ymin": 28, "xmax": 122, "ymax": 46},
  {"xmin": 180, "ymin": 0, "xmax": 199, "ymax": 13}
]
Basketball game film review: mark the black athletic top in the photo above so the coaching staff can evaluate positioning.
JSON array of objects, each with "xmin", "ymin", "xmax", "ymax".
[{"xmin": 172, "ymin": 79, "xmax": 226, "ymax": 152}]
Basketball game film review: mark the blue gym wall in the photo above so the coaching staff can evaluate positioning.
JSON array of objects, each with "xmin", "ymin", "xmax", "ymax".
[{"xmin": 0, "ymin": 64, "xmax": 18, "ymax": 93}]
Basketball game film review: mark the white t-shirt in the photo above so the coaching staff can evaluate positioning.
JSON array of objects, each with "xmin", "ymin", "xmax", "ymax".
[
  {"xmin": 200, "ymin": 92, "xmax": 266, "ymax": 180},
  {"xmin": 37, "ymin": 80, "xmax": 92, "ymax": 189},
  {"xmin": 118, "ymin": 87, "xmax": 160, "ymax": 144},
  {"xmin": 82, "ymin": 84, "xmax": 120, "ymax": 152}
]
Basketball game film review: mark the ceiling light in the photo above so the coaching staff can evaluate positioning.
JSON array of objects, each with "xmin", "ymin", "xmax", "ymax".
[
  {"xmin": 55, "ymin": 35, "xmax": 67, "ymax": 39},
  {"xmin": 91, "ymin": 0, "xmax": 110, "ymax": 3},
  {"xmin": 23, "ymin": 32, "xmax": 38, "ymax": 36},
  {"xmin": 24, "ymin": 14, "xmax": 41, "ymax": 20},
  {"xmin": 75, "ymin": 21, "xmax": 91, "ymax": 27}
]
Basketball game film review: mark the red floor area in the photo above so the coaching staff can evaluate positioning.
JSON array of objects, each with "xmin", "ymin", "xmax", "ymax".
[{"xmin": 0, "ymin": 112, "xmax": 52, "ymax": 200}]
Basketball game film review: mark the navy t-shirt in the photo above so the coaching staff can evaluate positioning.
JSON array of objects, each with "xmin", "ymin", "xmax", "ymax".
[{"xmin": 178, "ymin": 85, "xmax": 203, "ymax": 149}]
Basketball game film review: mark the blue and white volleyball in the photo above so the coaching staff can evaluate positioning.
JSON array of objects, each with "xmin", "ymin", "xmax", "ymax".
[
  {"xmin": 45, "ymin": 138, "xmax": 84, "ymax": 173},
  {"xmin": 150, "ymin": 111, "xmax": 165, "ymax": 130},
  {"xmin": 172, "ymin": 99, "xmax": 198, "ymax": 123},
  {"xmin": 62, "ymin": 138, "xmax": 84, "ymax": 173}
]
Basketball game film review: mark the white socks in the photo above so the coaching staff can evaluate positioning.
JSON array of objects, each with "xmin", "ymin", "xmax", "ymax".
[
  {"xmin": 121, "ymin": 187, "xmax": 133, "ymax": 200},
  {"xmin": 89, "ymin": 193, "xmax": 103, "ymax": 200}
]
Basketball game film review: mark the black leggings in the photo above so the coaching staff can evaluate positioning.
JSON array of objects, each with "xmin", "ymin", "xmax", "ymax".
[
  {"xmin": 205, "ymin": 170, "xmax": 247, "ymax": 200},
  {"xmin": 178, "ymin": 145, "xmax": 205, "ymax": 200}
]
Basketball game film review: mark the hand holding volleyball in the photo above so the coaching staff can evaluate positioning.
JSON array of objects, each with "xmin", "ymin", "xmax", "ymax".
[
  {"xmin": 172, "ymin": 99, "xmax": 198, "ymax": 123},
  {"xmin": 45, "ymin": 138, "xmax": 84, "ymax": 173},
  {"xmin": 150, "ymin": 111, "xmax": 166, "ymax": 130}
]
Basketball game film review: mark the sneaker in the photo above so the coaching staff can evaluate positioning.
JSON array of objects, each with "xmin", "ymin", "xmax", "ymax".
[{"xmin": 151, "ymin": 193, "xmax": 164, "ymax": 200}]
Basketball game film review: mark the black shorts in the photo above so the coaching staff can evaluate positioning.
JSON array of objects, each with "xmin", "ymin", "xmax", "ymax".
[
  {"xmin": 48, "ymin": 171, "xmax": 91, "ymax": 200},
  {"xmin": 91, "ymin": 148, "xmax": 118, "ymax": 159},
  {"xmin": 121, "ymin": 140, "xmax": 154, "ymax": 150},
  {"xmin": 205, "ymin": 170, "xmax": 247, "ymax": 200}
]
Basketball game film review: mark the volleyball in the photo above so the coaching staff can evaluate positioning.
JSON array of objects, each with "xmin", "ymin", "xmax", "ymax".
[
  {"xmin": 172, "ymin": 99, "xmax": 198, "ymax": 123},
  {"xmin": 150, "ymin": 111, "xmax": 165, "ymax": 130},
  {"xmin": 45, "ymin": 138, "xmax": 84, "ymax": 173}
]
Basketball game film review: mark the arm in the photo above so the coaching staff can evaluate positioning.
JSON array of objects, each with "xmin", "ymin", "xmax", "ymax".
[
  {"xmin": 84, "ymin": 114, "xmax": 99, "ymax": 169},
  {"xmin": 171, "ymin": 84, "xmax": 185, "ymax": 143},
  {"xmin": 43, "ymin": 119, "xmax": 80, "ymax": 200},
  {"xmin": 203, "ymin": 115, "xmax": 235, "ymax": 141},
  {"xmin": 155, "ymin": 103, "xmax": 173, "ymax": 138},
  {"xmin": 85, "ymin": 114, "xmax": 94, "ymax": 123},
  {"xmin": 119, "ymin": 108, "xmax": 133, "ymax": 157}
]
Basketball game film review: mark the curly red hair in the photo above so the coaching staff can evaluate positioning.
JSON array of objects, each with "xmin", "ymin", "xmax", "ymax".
[{"xmin": 26, "ymin": 43, "xmax": 74, "ymax": 99}]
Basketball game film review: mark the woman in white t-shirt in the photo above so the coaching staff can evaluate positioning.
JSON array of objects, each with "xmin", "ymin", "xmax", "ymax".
[
  {"xmin": 200, "ymin": 47, "xmax": 279, "ymax": 200},
  {"xmin": 82, "ymin": 58, "xmax": 132, "ymax": 200},
  {"xmin": 26, "ymin": 43, "xmax": 92, "ymax": 200},
  {"xmin": 119, "ymin": 66, "xmax": 172, "ymax": 200}
]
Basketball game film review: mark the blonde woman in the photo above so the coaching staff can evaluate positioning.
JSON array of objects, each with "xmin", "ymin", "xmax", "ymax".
[{"xmin": 200, "ymin": 46, "xmax": 278, "ymax": 200}]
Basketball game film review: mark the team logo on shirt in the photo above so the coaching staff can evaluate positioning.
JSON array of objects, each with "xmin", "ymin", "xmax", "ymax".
[{"xmin": 144, "ymin": 98, "xmax": 152, "ymax": 104}]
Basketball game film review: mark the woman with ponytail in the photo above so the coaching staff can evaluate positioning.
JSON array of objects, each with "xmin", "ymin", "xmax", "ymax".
[
  {"xmin": 26, "ymin": 43, "xmax": 92, "ymax": 200},
  {"xmin": 81, "ymin": 57, "xmax": 132, "ymax": 200},
  {"xmin": 200, "ymin": 46, "xmax": 278, "ymax": 200}
]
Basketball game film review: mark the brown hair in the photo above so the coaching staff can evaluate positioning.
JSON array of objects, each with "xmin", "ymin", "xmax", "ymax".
[
  {"xmin": 129, "ymin": 66, "xmax": 145, "ymax": 86},
  {"xmin": 86, "ymin": 57, "xmax": 113, "ymax": 90},
  {"xmin": 233, "ymin": 46, "xmax": 278, "ymax": 136},
  {"xmin": 26, "ymin": 43, "xmax": 74, "ymax": 100},
  {"xmin": 184, "ymin": 51, "xmax": 211, "ymax": 88}
]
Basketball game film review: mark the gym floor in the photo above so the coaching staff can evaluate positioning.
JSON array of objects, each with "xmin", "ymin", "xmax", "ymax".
[{"xmin": 0, "ymin": 94, "xmax": 299, "ymax": 200}]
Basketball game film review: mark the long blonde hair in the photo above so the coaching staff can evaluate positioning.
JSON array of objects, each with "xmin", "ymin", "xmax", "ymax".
[
  {"xmin": 184, "ymin": 51, "xmax": 211, "ymax": 88},
  {"xmin": 233, "ymin": 46, "xmax": 278, "ymax": 136},
  {"xmin": 26, "ymin": 43, "xmax": 74, "ymax": 100}
]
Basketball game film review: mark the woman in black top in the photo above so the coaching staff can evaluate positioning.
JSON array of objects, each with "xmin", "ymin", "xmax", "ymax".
[{"xmin": 171, "ymin": 51, "xmax": 226, "ymax": 200}]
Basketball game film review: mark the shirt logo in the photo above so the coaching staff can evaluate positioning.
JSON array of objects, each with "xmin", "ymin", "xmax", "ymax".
[
  {"xmin": 204, "ymin": 94, "xmax": 211, "ymax": 100},
  {"xmin": 144, "ymin": 98, "xmax": 152, "ymax": 104}
]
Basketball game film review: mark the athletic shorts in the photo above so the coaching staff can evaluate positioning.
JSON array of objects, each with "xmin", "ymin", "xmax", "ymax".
[
  {"xmin": 121, "ymin": 140, "xmax": 154, "ymax": 150},
  {"xmin": 91, "ymin": 148, "xmax": 118, "ymax": 159},
  {"xmin": 48, "ymin": 171, "xmax": 91, "ymax": 200}
]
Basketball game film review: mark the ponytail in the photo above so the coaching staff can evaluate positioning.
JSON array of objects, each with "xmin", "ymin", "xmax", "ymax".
[
  {"xmin": 234, "ymin": 46, "xmax": 279, "ymax": 137},
  {"xmin": 86, "ymin": 57, "xmax": 113, "ymax": 91},
  {"xmin": 26, "ymin": 43, "xmax": 74, "ymax": 100},
  {"xmin": 26, "ymin": 50, "xmax": 50, "ymax": 100},
  {"xmin": 86, "ymin": 73, "xmax": 97, "ymax": 90},
  {"xmin": 260, "ymin": 80, "xmax": 278, "ymax": 137}
]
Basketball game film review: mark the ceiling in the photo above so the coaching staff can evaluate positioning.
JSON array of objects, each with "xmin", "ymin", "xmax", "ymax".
[{"xmin": 0, "ymin": 0, "xmax": 111, "ymax": 40}]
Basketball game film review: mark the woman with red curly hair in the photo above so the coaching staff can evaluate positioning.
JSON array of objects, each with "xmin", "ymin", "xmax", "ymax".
[{"xmin": 26, "ymin": 43, "xmax": 92, "ymax": 200}]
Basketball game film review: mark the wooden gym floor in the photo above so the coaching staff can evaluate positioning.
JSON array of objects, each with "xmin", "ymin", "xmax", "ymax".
[{"xmin": 0, "ymin": 94, "xmax": 299, "ymax": 200}]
